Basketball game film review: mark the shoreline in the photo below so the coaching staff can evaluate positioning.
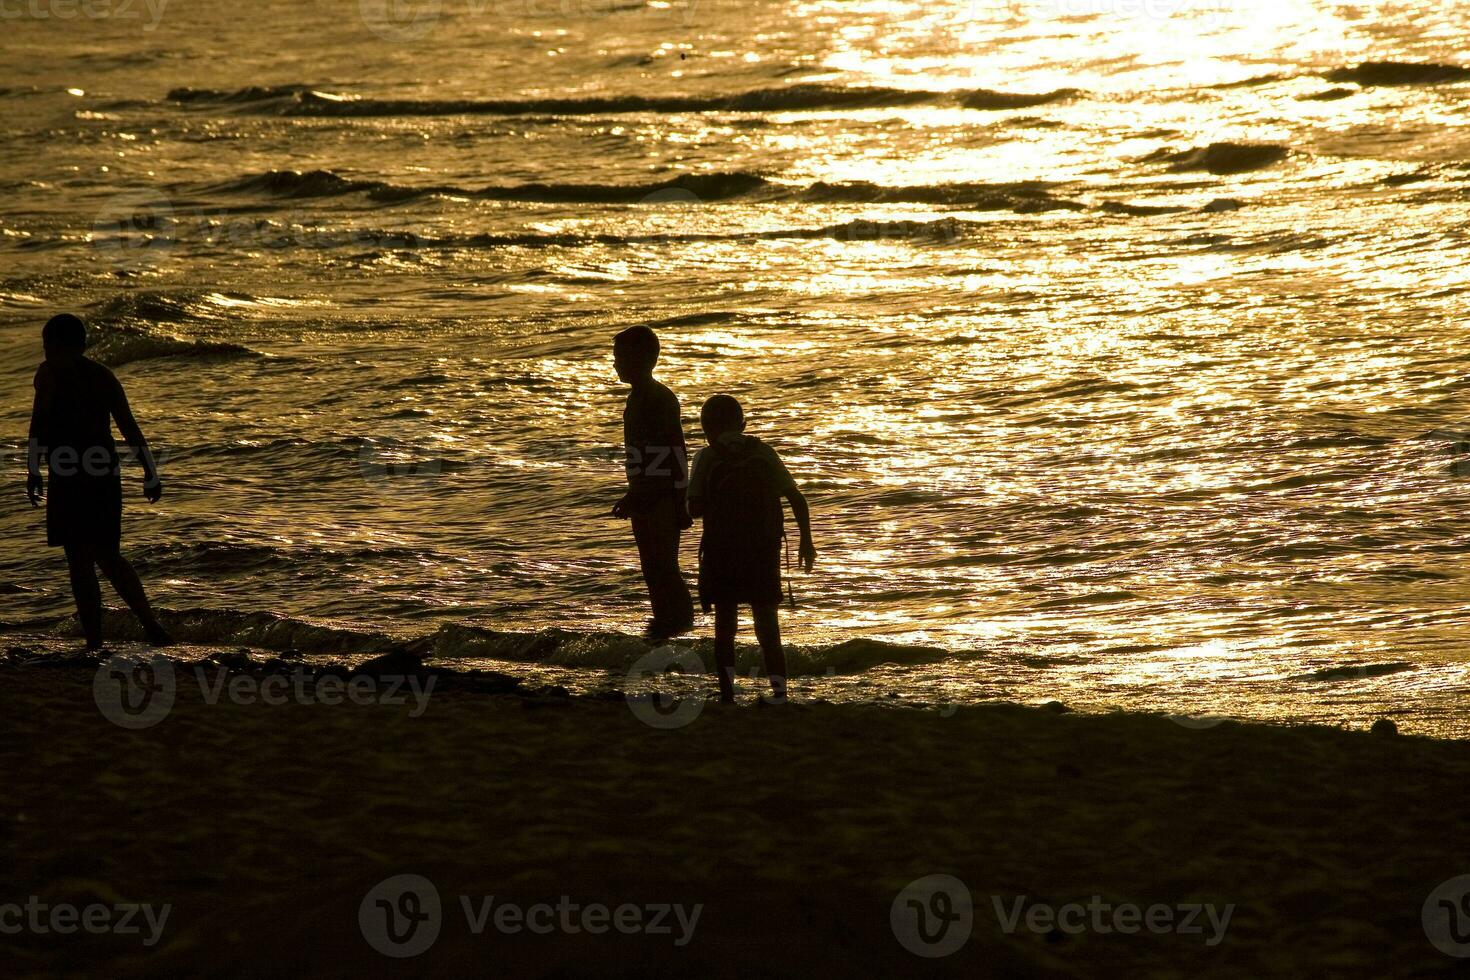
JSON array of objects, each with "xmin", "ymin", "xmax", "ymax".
[
  {"xmin": 4, "ymin": 607, "xmax": 1462, "ymax": 740},
  {"xmin": 7, "ymin": 657, "xmax": 1469, "ymax": 976}
]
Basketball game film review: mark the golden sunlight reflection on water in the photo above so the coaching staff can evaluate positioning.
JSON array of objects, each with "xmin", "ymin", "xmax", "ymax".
[{"xmin": 2, "ymin": 0, "xmax": 1469, "ymax": 733}]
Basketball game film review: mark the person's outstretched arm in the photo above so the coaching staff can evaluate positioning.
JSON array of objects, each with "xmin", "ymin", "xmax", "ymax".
[
  {"xmin": 26, "ymin": 372, "xmax": 46, "ymax": 507},
  {"xmin": 767, "ymin": 446, "xmax": 814, "ymax": 570},
  {"xmin": 785, "ymin": 487, "xmax": 816, "ymax": 571},
  {"xmin": 108, "ymin": 373, "xmax": 162, "ymax": 503}
]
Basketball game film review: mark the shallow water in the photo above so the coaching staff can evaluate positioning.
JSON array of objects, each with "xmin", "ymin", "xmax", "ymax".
[{"xmin": 2, "ymin": 0, "xmax": 1469, "ymax": 734}]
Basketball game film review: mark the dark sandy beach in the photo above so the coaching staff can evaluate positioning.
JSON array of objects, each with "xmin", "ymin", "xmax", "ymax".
[{"xmin": 3, "ymin": 653, "xmax": 1466, "ymax": 978}]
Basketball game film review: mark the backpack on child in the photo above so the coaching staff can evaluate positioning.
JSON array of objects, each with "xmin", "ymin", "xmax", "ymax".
[
  {"xmin": 702, "ymin": 437, "xmax": 783, "ymax": 547},
  {"xmin": 699, "ymin": 437, "xmax": 794, "ymax": 607}
]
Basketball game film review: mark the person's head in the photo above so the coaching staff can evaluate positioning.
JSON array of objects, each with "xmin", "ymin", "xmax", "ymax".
[
  {"xmin": 700, "ymin": 394, "xmax": 745, "ymax": 440},
  {"xmin": 613, "ymin": 325, "xmax": 659, "ymax": 383},
  {"xmin": 42, "ymin": 313, "xmax": 87, "ymax": 365}
]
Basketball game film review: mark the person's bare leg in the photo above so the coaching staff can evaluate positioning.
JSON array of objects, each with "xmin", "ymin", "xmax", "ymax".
[
  {"xmin": 64, "ymin": 544, "xmax": 104, "ymax": 650},
  {"xmin": 752, "ymin": 604, "xmax": 787, "ymax": 702},
  {"xmin": 94, "ymin": 550, "xmax": 172, "ymax": 645},
  {"xmin": 713, "ymin": 603, "xmax": 738, "ymax": 703},
  {"xmin": 632, "ymin": 497, "xmax": 693, "ymax": 637}
]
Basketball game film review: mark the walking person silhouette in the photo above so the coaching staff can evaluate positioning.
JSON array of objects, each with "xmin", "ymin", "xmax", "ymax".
[{"xmin": 26, "ymin": 314, "xmax": 173, "ymax": 650}]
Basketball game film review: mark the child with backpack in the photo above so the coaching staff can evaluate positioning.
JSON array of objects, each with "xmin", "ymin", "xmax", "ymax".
[{"xmin": 686, "ymin": 394, "xmax": 816, "ymax": 703}]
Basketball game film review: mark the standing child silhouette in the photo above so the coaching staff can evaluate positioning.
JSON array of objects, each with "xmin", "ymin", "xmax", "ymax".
[
  {"xmin": 687, "ymin": 394, "xmax": 815, "ymax": 703},
  {"xmin": 27, "ymin": 314, "xmax": 173, "ymax": 649},
  {"xmin": 610, "ymin": 326, "xmax": 695, "ymax": 640}
]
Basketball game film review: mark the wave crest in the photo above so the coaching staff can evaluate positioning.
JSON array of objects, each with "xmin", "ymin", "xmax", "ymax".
[
  {"xmin": 75, "ymin": 608, "xmax": 954, "ymax": 676},
  {"xmin": 202, "ymin": 168, "xmax": 1099, "ymax": 213},
  {"xmin": 207, "ymin": 168, "xmax": 771, "ymax": 203},
  {"xmin": 87, "ymin": 292, "xmax": 259, "ymax": 366},
  {"xmin": 168, "ymin": 82, "xmax": 1080, "ymax": 117},
  {"xmin": 1147, "ymin": 142, "xmax": 1290, "ymax": 175},
  {"xmin": 1324, "ymin": 61, "xmax": 1470, "ymax": 86}
]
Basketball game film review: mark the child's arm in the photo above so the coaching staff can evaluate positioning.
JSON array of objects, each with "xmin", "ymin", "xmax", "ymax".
[
  {"xmin": 686, "ymin": 448, "xmax": 706, "ymax": 519},
  {"xmin": 660, "ymin": 392, "xmax": 692, "ymax": 527},
  {"xmin": 26, "ymin": 373, "xmax": 45, "ymax": 507},
  {"xmin": 784, "ymin": 487, "xmax": 816, "ymax": 571},
  {"xmin": 766, "ymin": 445, "xmax": 814, "ymax": 569},
  {"xmin": 108, "ymin": 371, "xmax": 163, "ymax": 503}
]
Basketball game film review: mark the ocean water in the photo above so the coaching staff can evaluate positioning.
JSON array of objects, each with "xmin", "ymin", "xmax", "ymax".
[{"xmin": 2, "ymin": 0, "xmax": 1469, "ymax": 734}]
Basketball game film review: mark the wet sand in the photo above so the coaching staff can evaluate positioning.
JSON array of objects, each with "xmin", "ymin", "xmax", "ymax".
[{"xmin": 3, "ymin": 655, "xmax": 1466, "ymax": 977}]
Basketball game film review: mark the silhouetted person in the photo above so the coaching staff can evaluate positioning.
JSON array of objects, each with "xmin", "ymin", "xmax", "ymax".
[
  {"xmin": 26, "ymin": 314, "xmax": 172, "ymax": 649},
  {"xmin": 610, "ymin": 326, "xmax": 695, "ymax": 640},
  {"xmin": 687, "ymin": 394, "xmax": 815, "ymax": 703}
]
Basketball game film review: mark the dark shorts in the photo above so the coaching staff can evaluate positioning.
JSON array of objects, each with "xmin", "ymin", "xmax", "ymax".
[
  {"xmin": 47, "ymin": 471, "xmax": 122, "ymax": 551},
  {"xmin": 698, "ymin": 537, "xmax": 782, "ymax": 612}
]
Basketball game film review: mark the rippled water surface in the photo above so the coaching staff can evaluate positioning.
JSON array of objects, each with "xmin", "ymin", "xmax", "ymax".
[{"xmin": 2, "ymin": 0, "xmax": 1469, "ymax": 734}]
